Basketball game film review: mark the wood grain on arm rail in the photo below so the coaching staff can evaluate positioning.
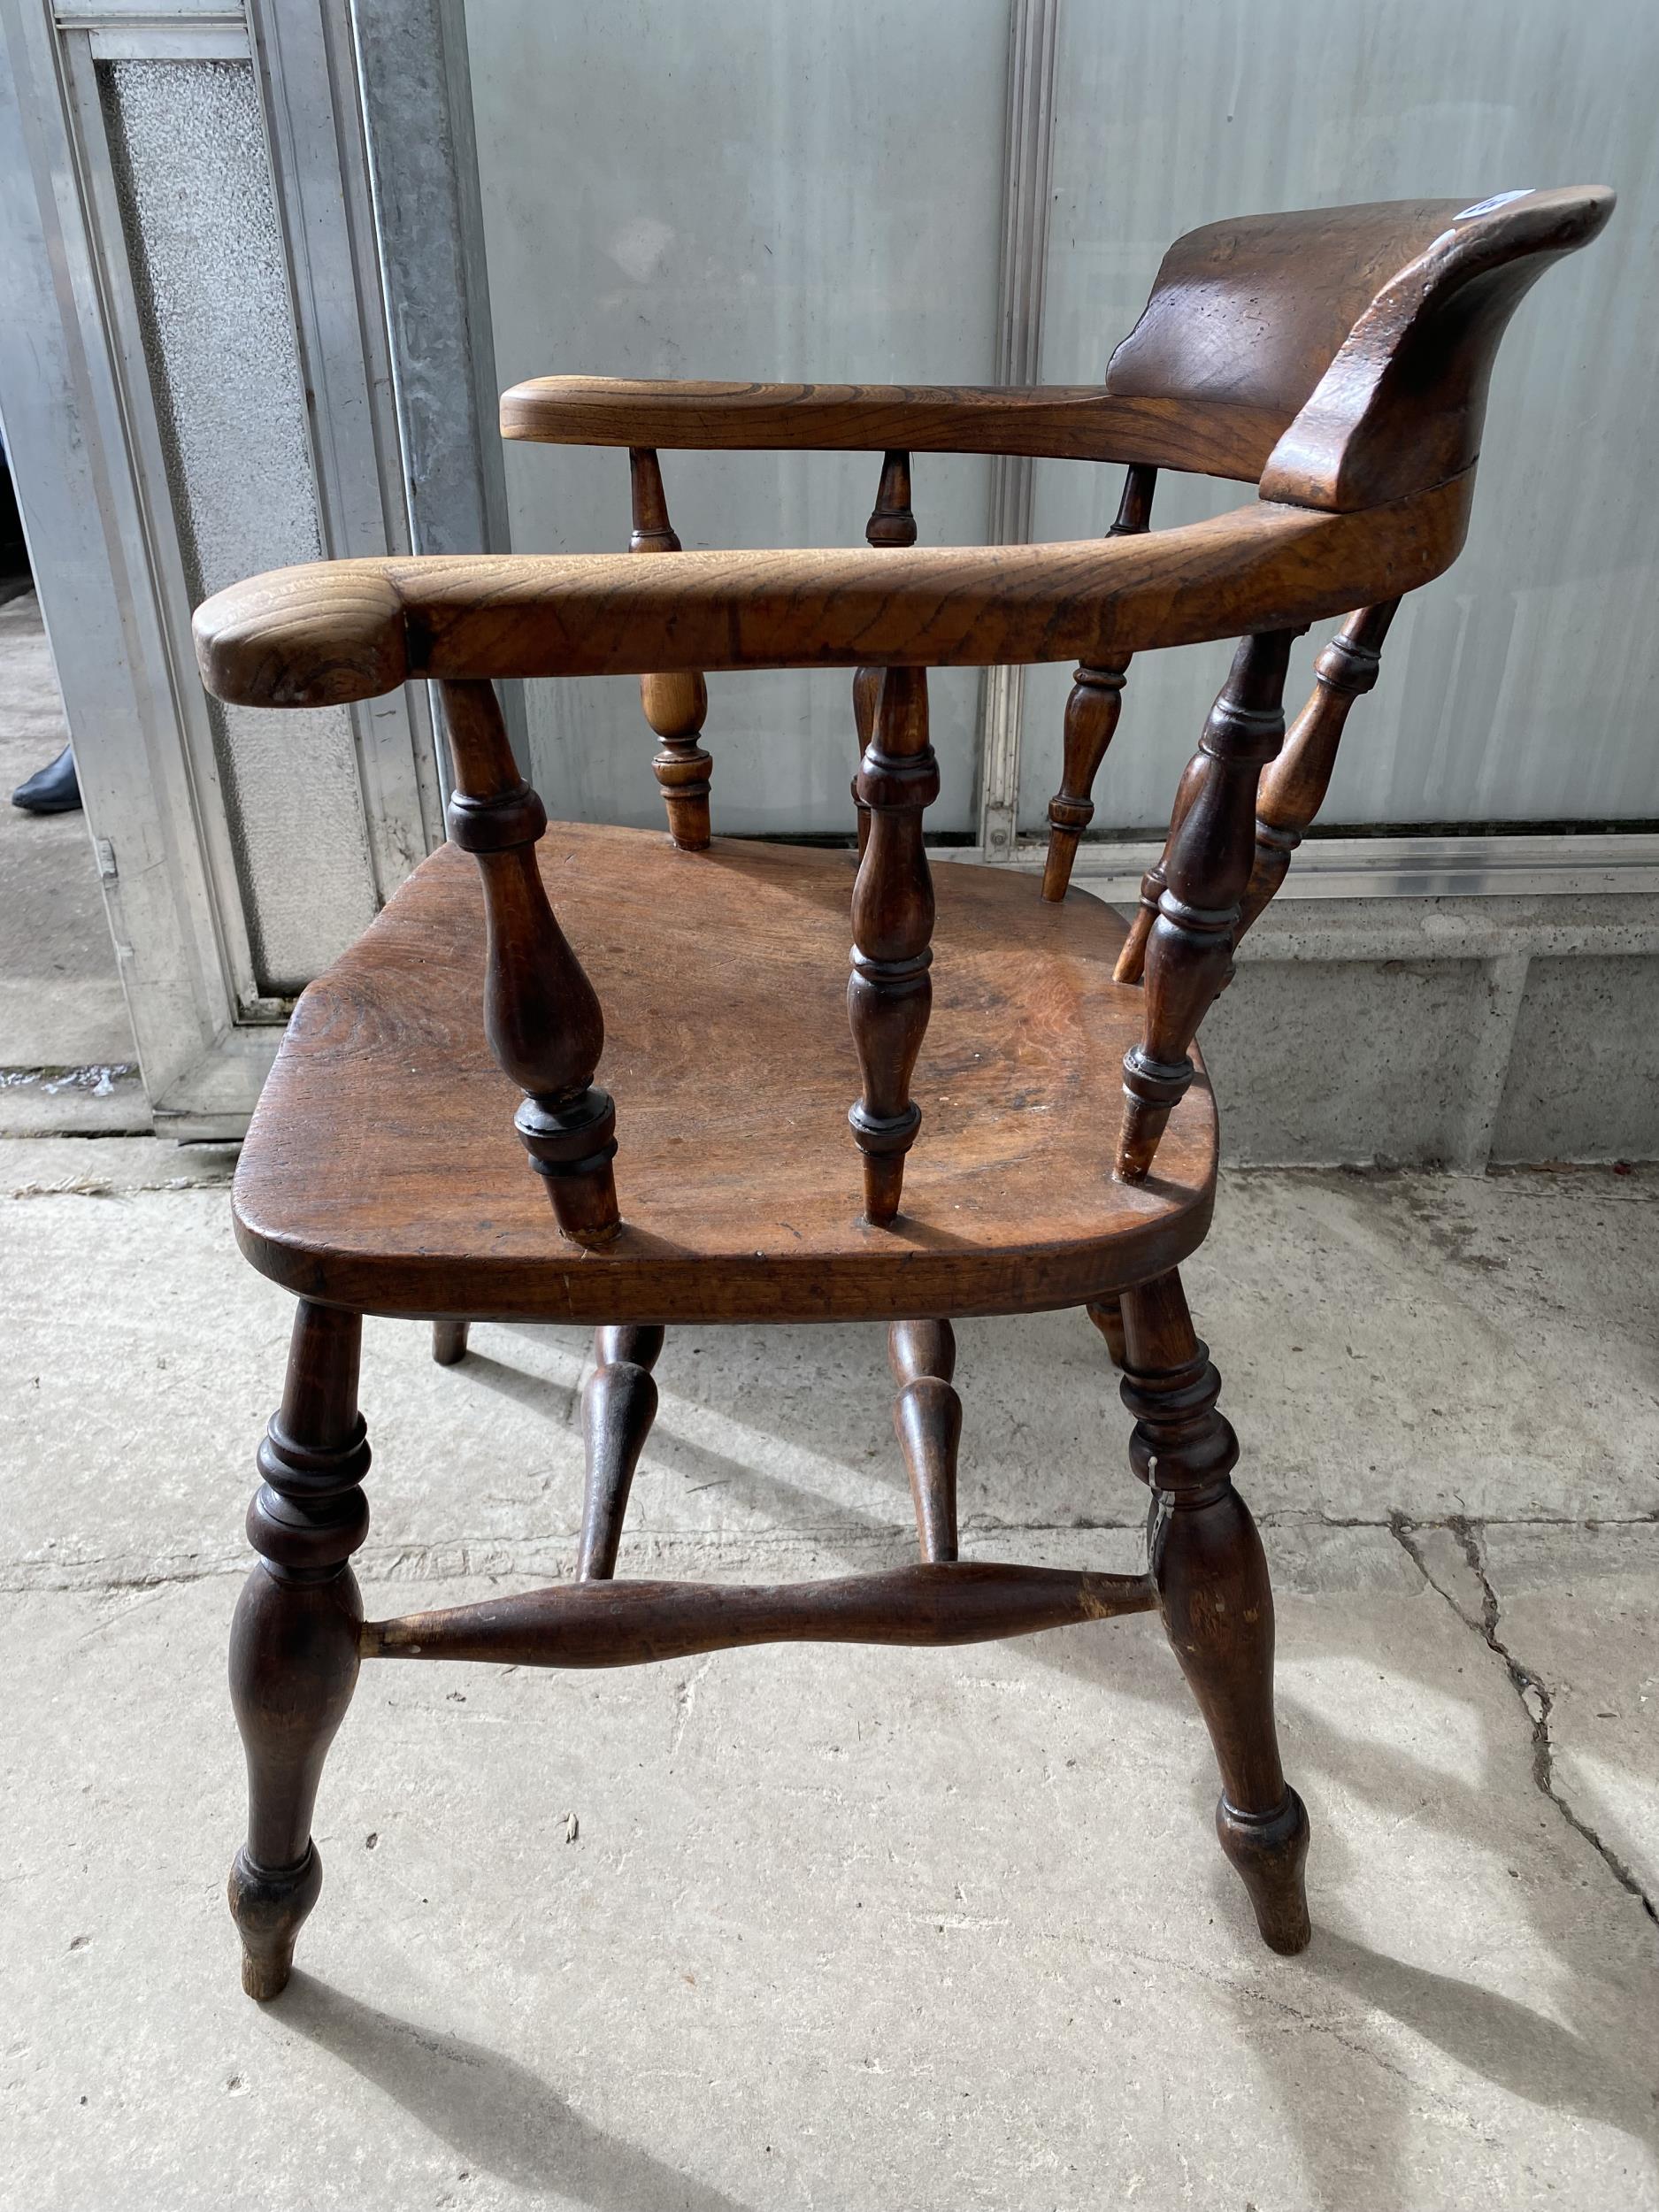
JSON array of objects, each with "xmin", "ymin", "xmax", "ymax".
[
  {"xmin": 501, "ymin": 377, "xmax": 1286, "ymax": 480},
  {"xmin": 194, "ymin": 474, "xmax": 1471, "ymax": 710}
]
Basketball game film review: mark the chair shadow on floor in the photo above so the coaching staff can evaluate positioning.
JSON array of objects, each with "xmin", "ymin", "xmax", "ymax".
[
  {"xmin": 401, "ymin": 1317, "xmax": 1659, "ymax": 2209},
  {"xmin": 276, "ymin": 1972, "xmax": 754, "ymax": 2212},
  {"xmin": 1035, "ymin": 1618, "xmax": 1659, "ymax": 2205}
]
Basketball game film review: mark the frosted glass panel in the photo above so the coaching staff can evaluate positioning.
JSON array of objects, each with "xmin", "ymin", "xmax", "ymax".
[
  {"xmin": 100, "ymin": 59, "xmax": 377, "ymax": 991},
  {"xmin": 1019, "ymin": 0, "xmax": 1659, "ymax": 833},
  {"xmin": 467, "ymin": 0, "xmax": 1008, "ymax": 836}
]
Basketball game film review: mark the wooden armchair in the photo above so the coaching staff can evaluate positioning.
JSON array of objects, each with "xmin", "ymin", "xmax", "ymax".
[{"xmin": 193, "ymin": 186, "xmax": 1610, "ymax": 2003}]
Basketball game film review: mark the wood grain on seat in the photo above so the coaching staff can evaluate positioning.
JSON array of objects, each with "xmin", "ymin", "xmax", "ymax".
[{"xmin": 233, "ymin": 824, "xmax": 1214, "ymax": 1325}]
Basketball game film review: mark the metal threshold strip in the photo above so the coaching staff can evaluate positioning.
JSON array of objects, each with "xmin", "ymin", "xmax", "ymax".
[{"xmin": 931, "ymin": 830, "xmax": 1659, "ymax": 902}]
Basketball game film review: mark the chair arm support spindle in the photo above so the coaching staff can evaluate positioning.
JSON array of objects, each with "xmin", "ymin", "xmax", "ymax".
[
  {"xmin": 441, "ymin": 680, "xmax": 619, "ymax": 1246},
  {"xmin": 849, "ymin": 666, "xmax": 937, "ymax": 1226},
  {"xmin": 628, "ymin": 449, "xmax": 713, "ymax": 849},
  {"xmin": 1117, "ymin": 632, "xmax": 1297, "ymax": 1182},
  {"xmin": 1042, "ymin": 464, "xmax": 1158, "ymax": 902},
  {"xmin": 1235, "ymin": 599, "xmax": 1400, "ymax": 939},
  {"xmin": 853, "ymin": 452, "xmax": 918, "ymax": 853}
]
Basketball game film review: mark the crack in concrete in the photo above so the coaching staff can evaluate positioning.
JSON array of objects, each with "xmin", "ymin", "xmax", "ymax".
[
  {"xmin": 4, "ymin": 1508, "xmax": 1658, "ymax": 1596},
  {"xmin": 1391, "ymin": 1511, "xmax": 1658, "ymax": 1928}
]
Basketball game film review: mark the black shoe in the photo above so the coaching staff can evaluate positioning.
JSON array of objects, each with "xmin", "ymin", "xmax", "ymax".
[{"xmin": 11, "ymin": 743, "xmax": 81, "ymax": 814}]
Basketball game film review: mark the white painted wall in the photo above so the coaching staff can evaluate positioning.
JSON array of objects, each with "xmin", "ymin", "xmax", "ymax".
[
  {"xmin": 466, "ymin": 0, "xmax": 1659, "ymax": 839},
  {"xmin": 467, "ymin": 0, "xmax": 1009, "ymax": 835}
]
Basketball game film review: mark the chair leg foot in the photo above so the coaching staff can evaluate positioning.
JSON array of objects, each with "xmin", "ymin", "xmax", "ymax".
[
  {"xmin": 229, "ymin": 1302, "xmax": 370, "ymax": 1999},
  {"xmin": 1216, "ymin": 1787, "xmax": 1311, "ymax": 1955},
  {"xmin": 227, "ymin": 1842, "xmax": 323, "ymax": 2000},
  {"xmin": 1119, "ymin": 1268, "xmax": 1311, "ymax": 1956},
  {"xmin": 432, "ymin": 1319, "xmax": 470, "ymax": 1365}
]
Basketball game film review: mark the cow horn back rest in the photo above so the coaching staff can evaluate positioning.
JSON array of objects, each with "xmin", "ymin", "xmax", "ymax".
[{"xmin": 194, "ymin": 187, "xmax": 1612, "ymax": 1219}]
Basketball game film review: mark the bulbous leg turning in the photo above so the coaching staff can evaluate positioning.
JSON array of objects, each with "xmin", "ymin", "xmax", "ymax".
[
  {"xmin": 1120, "ymin": 1269, "xmax": 1310, "ymax": 1955},
  {"xmin": 227, "ymin": 1302, "xmax": 370, "ymax": 1998}
]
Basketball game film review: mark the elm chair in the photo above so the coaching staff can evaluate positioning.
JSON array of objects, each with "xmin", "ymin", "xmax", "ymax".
[{"xmin": 194, "ymin": 187, "xmax": 1611, "ymax": 2001}]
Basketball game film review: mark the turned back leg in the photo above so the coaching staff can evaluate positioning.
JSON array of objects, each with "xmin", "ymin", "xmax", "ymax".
[
  {"xmin": 228, "ymin": 1301, "xmax": 371, "ymax": 1999},
  {"xmin": 888, "ymin": 1319, "xmax": 961, "ymax": 1562},
  {"xmin": 580, "ymin": 1325, "xmax": 665, "ymax": 1579},
  {"xmin": 1118, "ymin": 1269, "xmax": 1310, "ymax": 1953},
  {"xmin": 432, "ymin": 1319, "xmax": 470, "ymax": 1366}
]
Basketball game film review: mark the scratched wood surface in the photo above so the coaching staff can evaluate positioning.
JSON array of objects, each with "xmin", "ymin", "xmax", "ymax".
[{"xmin": 232, "ymin": 823, "xmax": 1215, "ymax": 1323}]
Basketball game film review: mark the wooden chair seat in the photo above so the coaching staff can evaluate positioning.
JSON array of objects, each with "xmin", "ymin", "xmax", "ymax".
[{"xmin": 234, "ymin": 820, "xmax": 1215, "ymax": 1325}]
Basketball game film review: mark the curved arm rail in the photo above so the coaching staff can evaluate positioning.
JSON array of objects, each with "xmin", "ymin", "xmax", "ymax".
[
  {"xmin": 500, "ymin": 376, "xmax": 1286, "ymax": 480},
  {"xmin": 194, "ymin": 474, "xmax": 1471, "ymax": 710}
]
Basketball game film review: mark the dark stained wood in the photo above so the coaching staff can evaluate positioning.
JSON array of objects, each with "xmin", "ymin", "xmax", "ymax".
[
  {"xmin": 578, "ymin": 1323, "xmax": 665, "ymax": 1579},
  {"xmin": 208, "ymin": 190, "xmax": 1611, "ymax": 1993},
  {"xmin": 440, "ymin": 680, "xmax": 619, "ymax": 1247},
  {"xmin": 1118, "ymin": 633, "xmax": 1295, "ymax": 1182},
  {"xmin": 850, "ymin": 664, "xmax": 879, "ymax": 858},
  {"xmin": 1086, "ymin": 1294, "xmax": 1125, "ymax": 1371},
  {"xmin": 431, "ymin": 1318, "xmax": 469, "ymax": 1365},
  {"xmin": 853, "ymin": 451, "xmax": 918, "ymax": 852},
  {"xmin": 191, "ymin": 475, "xmax": 1473, "ymax": 709},
  {"xmin": 361, "ymin": 1561, "xmax": 1155, "ymax": 1668},
  {"xmin": 888, "ymin": 1318, "xmax": 960, "ymax": 1562},
  {"xmin": 849, "ymin": 666, "xmax": 938, "ymax": 1225},
  {"xmin": 1259, "ymin": 188, "xmax": 1614, "ymax": 511},
  {"xmin": 227, "ymin": 1300, "xmax": 369, "ymax": 1999},
  {"xmin": 1237, "ymin": 600, "xmax": 1400, "ymax": 937},
  {"xmin": 231, "ymin": 822, "xmax": 1217, "ymax": 1325},
  {"xmin": 628, "ymin": 448, "xmax": 713, "ymax": 849},
  {"xmin": 1114, "ymin": 746, "xmax": 1207, "ymax": 987},
  {"xmin": 1041, "ymin": 464, "xmax": 1156, "ymax": 902},
  {"xmin": 1118, "ymin": 1269, "xmax": 1310, "ymax": 1954},
  {"xmin": 501, "ymin": 377, "xmax": 1293, "ymax": 480}
]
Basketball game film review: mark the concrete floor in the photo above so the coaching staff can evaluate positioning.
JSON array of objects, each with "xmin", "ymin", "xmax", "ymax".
[
  {"xmin": 0, "ymin": 593, "xmax": 135, "ymax": 1075},
  {"xmin": 2, "ymin": 1145, "xmax": 1655, "ymax": 2209}
]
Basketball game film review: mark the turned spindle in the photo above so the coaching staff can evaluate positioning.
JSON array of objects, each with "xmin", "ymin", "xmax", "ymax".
[
  {"xmin": 1236, "ymin": 600, "xmax": 1400, "ymax": 940},
  {"xmin": 1117, "ymin": 632, "xmax": 1295, "ymax": 1182},
  {"xmin": 629, "ymin": 448, "xmax": 712, "ymax": 849},
  {"xmin": 579, "ymin": 1324, "xmax": 665, "ymax": 1580},
  {"xmin": 1118, "ymin": 1269, "xmax": 1310, "ymax": 1953},
  {"xmin": 852, "ymin": 452, "xmax": 916, "ymax": 856},
  {"xmin": 1042, "ymin": 465, "xmax": 1157, "ymax": 902},
  {"xmin": 1114, "ymin": 749, "xmax": 1205, "ymax": 988},
  {"xmin": 441, "ymin": 680, "xmax": 619, "ymax": 1246},
  {"xmin": 888, "ymin": 1319, "xmax": 960, "ymax": 1563},
  {"xmin": 849, "ymin": 664, "xmax": 937, "ymax": 1225}
]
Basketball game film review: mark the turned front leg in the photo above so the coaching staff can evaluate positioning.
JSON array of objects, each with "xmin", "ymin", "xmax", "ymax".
[
  {"xmin": 1118, "ymin": 631, "xmax": 1295, "ymax": 1180},
  {"xmin": 442, "ymin": 680, "xmax": 618, "ymax": 1245},
  {"xmin": 888, "ymin": 1319, "xmax": 960, "ymax": 1561},
  {"xmin": 228, "ymin": 1301, "xmax": 370, "ymax": 1999},
  {"xmin": 852, "ymin": 451, "xmax": 916, "ymax": 855},
  {"xmin": 1118, "ymin": 1270, "xmax": 1310, "ymax": 1955},
  {"xmin": 629, "ymin": 449, "xmax": 712, "ymax": 848},
  {"xmin": 849, "ymin": 665, "xmax": 937, "ymax": 1225},
  {"xmin": 579, "ymin": 1325, "xmax": 665, "ymax": 1580},
  {"xmin": 1042, "ymin": 465, "xmax": 1156, "ymax": 902}
]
